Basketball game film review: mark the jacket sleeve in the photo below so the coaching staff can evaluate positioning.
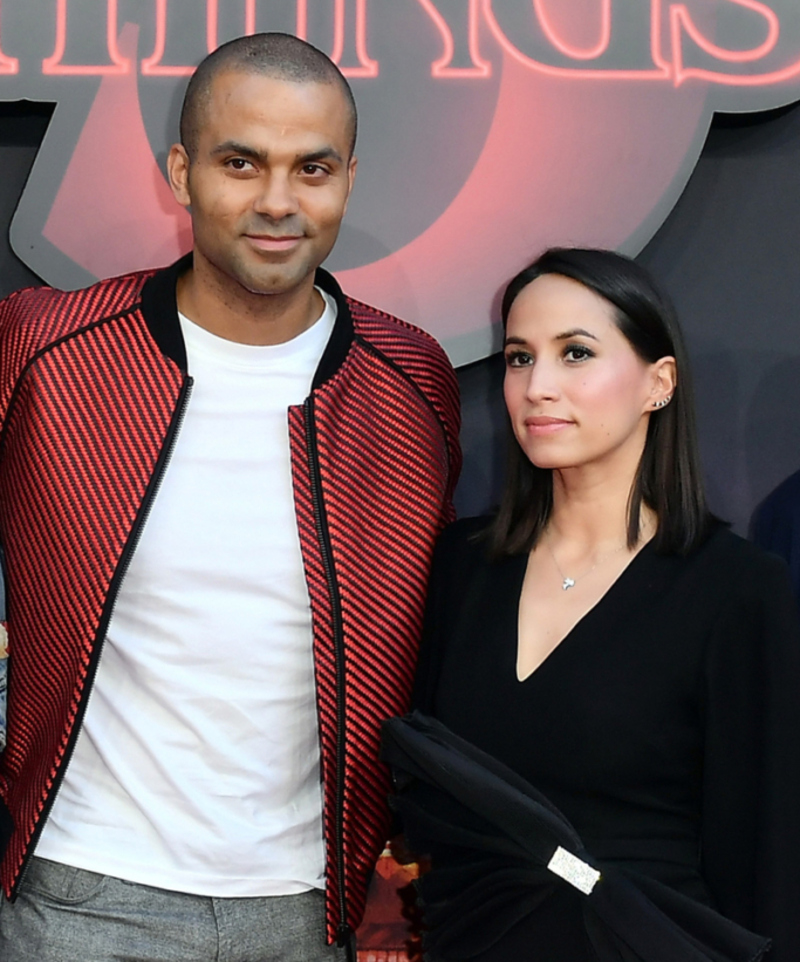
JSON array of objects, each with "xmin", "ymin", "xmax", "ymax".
[
  {"xmin": 700, "ymin": 548, "xmax": 800, "ymax": 960},
  {"xmin": 0, "ymin": 287, "xmax": 42, "ymax": 419},
  {"xmin": 429, "ymin": 352, "xmax": 462, "ymax": 527},
  {"xmin": 0, "ymin": 291, "xmax": 30, "ymax": 754}
]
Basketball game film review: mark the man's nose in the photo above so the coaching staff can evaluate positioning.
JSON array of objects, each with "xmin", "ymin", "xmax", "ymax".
[{"xmin": 253, "ymin": 172, "xmax": 299, "ymax": 220}]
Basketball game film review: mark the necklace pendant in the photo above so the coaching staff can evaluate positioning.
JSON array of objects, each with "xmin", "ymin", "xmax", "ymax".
[{"xmin": 562, "ymin": 577, "xmax": 576, "ymax": 591}]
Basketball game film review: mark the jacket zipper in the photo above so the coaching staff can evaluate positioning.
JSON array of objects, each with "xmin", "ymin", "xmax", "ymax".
[
  {"xmin": 12, "ymin": 376, "xmax": 194, "ymax": 897},
  {"xmin": 303, "ymin": 396, "xmax": 351, "ymax": 954}
]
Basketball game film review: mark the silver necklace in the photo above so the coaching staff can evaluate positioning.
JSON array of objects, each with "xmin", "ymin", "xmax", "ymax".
[{"xmin": 545, "ymin": 537, "xmax": 628, "ymax": 591}]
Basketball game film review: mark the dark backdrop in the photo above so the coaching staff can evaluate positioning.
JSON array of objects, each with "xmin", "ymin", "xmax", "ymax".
[{"xmin": 2, "ymin": 99, "xmax": 800, "ymax": 534}]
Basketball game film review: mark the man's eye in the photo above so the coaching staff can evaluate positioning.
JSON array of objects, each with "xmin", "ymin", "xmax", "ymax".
[
  {"xmin": 227, "ymin": 158, "xmax": 253, "ymax": 171},
  {"xmin": 301, "ymin": 164, "xmax": 327, "ymax": 176}
]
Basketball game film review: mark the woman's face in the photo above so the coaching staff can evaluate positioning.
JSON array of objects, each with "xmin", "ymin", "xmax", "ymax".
[{"xmin": 503, "ymin": 273, "xmax": 671, "ymax": 474}]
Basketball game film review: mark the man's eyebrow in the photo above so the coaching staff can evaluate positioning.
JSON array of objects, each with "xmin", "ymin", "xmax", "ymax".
[
  {"xmin": 209, "ymin": 142, "xmax": 344, "ymax": 166},
  {"xmin": 299, "ymin": 147, "xmax": 344, "ymax": 166},
  {"xmin": 210, "ymin": 140, "xmax": 265, "ymax": 161}
]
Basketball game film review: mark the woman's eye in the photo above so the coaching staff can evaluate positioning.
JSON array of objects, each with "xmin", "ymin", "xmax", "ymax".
[
  {"xmin": 564, "ymin": 344, "xmax": 594, "ymax": 362},
  {"xmin": 505, "ymin": 350, "xmax": 533, "ymax": 368}
]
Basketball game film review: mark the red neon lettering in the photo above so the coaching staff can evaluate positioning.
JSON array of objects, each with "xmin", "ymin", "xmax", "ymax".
[
  {"xmin": 481, "ymin": 0, "xmax": 670, "ymax": 80},
  {"xmin": 25, "ymin": 0, "xmax": 800, "ymax": 88},
  {"xmin": 416, "ymin": 0, "xmax": 491, "ymax": 77},
  {"xmin": 42, "ymin": 0, "xmax": 130, "ymax": 75},
  {"xmin": 337, "ymin": 0, "xmax": 379, "ymax": 77},
  {"xmin": 532, "ymin": 0, "xmax": 611, "ymax": 61},
  {"xmin": 245, "ymin": 0, "xmax": 257, "ymax": 36},
  {"xmin": 282, "ymin": 0, "xmax": 380, "ymax": 77},
  {"xmin": 206, "ymin": 0, "xmax": 288, "ymax": 46},
  {"xmin": 670, "ymin": 0, "xmax": 800, "ymax": 85},
  {"xmin": 207, "ymin": 0, "xmax": 220, "ymax": 53},
  {"xmin": 141, "ymin": 0, "xmax": 206, "ymax": 76},
  {"xmin": 296, "ymin": 0, "xmax": 308, "ymax": 40},
  {"xmin": 142, "ymin": 1, "xmax": 372, "ymax": 78},
  {"xmin": 672, "ymin": 0, "xmax": 777, "ymax": 64},
  {"xmin": 298, "ymin": 0, "xmax": 378, "ymax": 77}
]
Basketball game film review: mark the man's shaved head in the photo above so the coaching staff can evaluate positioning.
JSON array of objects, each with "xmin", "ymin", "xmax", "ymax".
[{"xmin": 180, "ymin": 32, "xmax": 358, "ymax": 160}]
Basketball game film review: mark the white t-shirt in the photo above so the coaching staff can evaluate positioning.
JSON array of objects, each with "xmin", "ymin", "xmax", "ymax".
[{"xmin": 37, "ymin": 292, "xmax": 337, "ymax": 896}]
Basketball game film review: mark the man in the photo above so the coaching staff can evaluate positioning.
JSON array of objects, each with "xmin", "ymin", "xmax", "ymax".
[{"xmin": 0, "ymin": 33, "xmax": 460, "ymax": 962}]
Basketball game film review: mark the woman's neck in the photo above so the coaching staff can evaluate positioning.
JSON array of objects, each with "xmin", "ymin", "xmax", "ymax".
[{"xmin": 548, "ymin": 459, "xmax": 654, "ymax": 550}]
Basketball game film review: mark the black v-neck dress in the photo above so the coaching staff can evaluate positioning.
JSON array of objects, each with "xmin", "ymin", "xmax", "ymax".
[{"xmin": 409, "ymin": 518, "xmax": 800, "ymax": 961}]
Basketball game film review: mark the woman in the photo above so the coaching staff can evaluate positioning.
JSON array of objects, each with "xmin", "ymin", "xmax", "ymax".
[{"xmin": 383, "ymin": 249, "xmax": 800, "ymax": 962}]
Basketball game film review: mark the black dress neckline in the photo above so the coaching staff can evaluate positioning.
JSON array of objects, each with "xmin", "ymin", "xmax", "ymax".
[{"xmin": 514, "ymin": 538, "xmax": 659, "ymax": 684}]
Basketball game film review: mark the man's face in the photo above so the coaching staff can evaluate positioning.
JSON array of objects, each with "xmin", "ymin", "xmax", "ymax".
[{"xmin": 168, "ymin": 71, "xmax": 357, "ymax": 299}]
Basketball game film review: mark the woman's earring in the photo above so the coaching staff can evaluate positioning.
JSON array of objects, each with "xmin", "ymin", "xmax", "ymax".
[{"xmin": 653, "ymin": 396, "xmax": 672, "ymax": 409}]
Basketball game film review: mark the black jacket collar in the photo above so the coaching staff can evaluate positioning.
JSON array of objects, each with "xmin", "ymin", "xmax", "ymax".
[{"xmin": 140, "ymin": 253, "xmax": 355, "ymax": 389}]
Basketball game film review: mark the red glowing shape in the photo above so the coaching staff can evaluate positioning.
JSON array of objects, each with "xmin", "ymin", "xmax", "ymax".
[
  {"xmin": 244, "ymin": 0, "xmax": 257, "ymax": 37},
  {"xmin": 43, "ymin": 23, "xmax": 192, "ymax": 277},
  {"xmin": 336, "ymin": 45, "xmax": 708, "ymax": 359}
]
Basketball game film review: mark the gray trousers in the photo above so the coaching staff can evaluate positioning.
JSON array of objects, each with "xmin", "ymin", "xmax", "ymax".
[{"xmin": 0, "ymin": 857, "xmax": 347, "ymax": 962}]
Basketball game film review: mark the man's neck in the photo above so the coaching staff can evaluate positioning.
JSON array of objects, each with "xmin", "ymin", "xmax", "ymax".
[{"xmin": 175, "ymin": 259, "xmax": 326, "ymax": 347}]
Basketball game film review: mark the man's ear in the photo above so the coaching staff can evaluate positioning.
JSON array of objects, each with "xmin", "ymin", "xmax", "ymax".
[
  {"xmin": 167, "ymin": 144, "xmax": 192, "ymax": 209},
  {"xmin": 343, "ymin": 155, "xmax": 358, "ymax": 215}
]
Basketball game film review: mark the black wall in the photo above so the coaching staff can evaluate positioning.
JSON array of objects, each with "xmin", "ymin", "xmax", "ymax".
[{"xmin": 2, "ymin": 99, "xmax": 800, "ymax": 533}]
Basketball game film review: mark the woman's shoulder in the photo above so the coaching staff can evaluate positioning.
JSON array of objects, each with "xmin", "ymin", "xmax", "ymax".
[
  {"xmin": 694, "ymin": 524, "xmax": 789, "ymax": 579},
  {"xmin": 683, "ymin": 523, "xmax": 795, "ymax": 609},
  {"xmin": 437, "ymin": 516, "xmax": 492, "ymax": 551},
  {"xmin": 431, "ymin": 516, "xmax": 505, "ymax": 583}
]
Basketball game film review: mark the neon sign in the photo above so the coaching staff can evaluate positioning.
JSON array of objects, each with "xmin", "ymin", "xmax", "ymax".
[
  {"xmin": 2, "ymin": 0, "xmax": 800, "ymax": 363},
  {"xmin": 1, "ymin": 1, "xmax": 799, "ymax": 82}
]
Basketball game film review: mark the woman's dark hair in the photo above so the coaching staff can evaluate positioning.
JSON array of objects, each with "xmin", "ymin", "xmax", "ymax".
[{"xmin": 487, "ymin": 247, "xmax": 714, "ymax": 558}]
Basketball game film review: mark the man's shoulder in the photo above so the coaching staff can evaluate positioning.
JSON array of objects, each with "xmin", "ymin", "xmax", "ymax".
[
  {"xmin": 346, "ymin": 295, "xmax": 452, "ymax": 371},
  {"xmin": 0, "ymin": 266, "xmax": 157, "ymax": 346},
  {"xmin": 340, "ymin": 295, "xmax": 461, "ymax": 467}
]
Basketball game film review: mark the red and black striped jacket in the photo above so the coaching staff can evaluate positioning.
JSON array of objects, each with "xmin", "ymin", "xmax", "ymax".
[{"xmin": 0, "ymin": 256, "xmax": 461, "ymax": 948}]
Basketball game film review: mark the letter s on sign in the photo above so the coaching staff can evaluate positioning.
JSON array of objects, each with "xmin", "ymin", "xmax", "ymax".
[{"xmin": 670, "ymin": 0, "xmax": 800, "ymax": 85}]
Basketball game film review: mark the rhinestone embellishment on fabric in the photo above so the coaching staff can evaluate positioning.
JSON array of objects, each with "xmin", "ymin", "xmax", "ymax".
[{"xmin": 547, "ymin": 846, "xmax": 601, "ymax": 895}]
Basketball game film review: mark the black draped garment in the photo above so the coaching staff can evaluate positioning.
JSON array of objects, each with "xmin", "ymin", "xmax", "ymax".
[{"xmin": 407, "ymin": 519, "xmax": 800, "ymax": 961}]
